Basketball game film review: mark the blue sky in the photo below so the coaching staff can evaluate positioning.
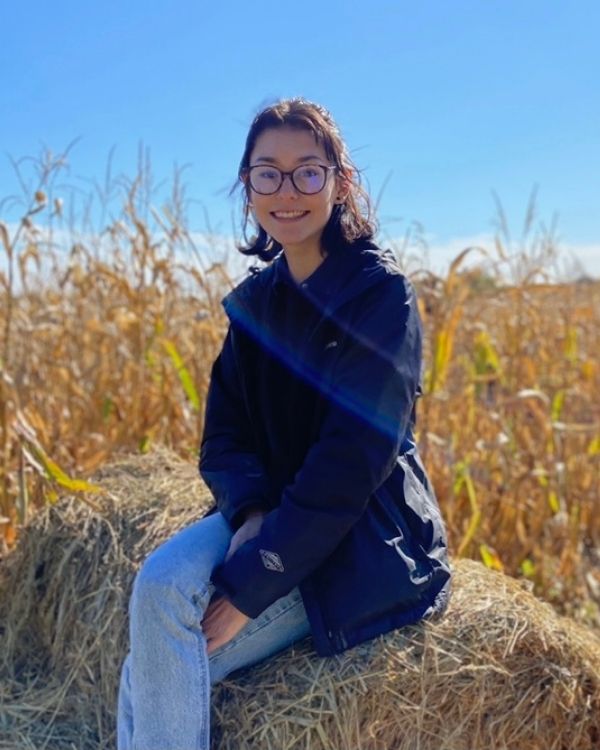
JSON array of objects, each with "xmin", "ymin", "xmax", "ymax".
[{"xmin": 1, "ymin": 1, "xmax": 599, "ymax": 276}]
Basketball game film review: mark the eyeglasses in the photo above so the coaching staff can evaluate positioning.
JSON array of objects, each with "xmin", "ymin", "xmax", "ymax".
[{"xmin": 245, "ymin": 164, "xmax": 337, "ymax": 195}]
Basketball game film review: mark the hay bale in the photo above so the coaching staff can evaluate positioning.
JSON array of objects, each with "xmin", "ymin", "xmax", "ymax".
[{"xmin": 1, "ymin": 448, "xmax": 599, "ymax": 750}]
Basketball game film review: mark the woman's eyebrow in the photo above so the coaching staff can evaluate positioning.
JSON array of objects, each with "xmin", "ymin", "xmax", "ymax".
[{"xmin": 252, "ymin": 155, "xmax": 325, "ymax": 164}]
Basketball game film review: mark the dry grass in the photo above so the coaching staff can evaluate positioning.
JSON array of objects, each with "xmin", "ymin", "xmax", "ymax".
[
  {"xmin": 0, "ymin": 448, "xmax": 203, "ymax": 749},
  {"xmin": 212, "ymin": 568, "xmax": 600, "ymax": 750},
  {"xmin": 1, "ymin": 448, "xmax": 599, "ymax": 749},
  {"xmin": 416, "ymin": 270, "xmax": 600, "ymax": 625},
  {"xmin": 0, "ymin": 149, "xmax": 599, "ymax": 626}
]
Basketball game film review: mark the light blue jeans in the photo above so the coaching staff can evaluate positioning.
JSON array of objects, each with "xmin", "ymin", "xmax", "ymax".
[{"xmin": 117, "ymin": 511, "xmax": 311, "ymax": 750}]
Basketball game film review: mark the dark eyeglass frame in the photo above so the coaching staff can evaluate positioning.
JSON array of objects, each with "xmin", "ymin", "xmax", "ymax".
[{"xmin": 244, "ymin": 164, "xmax": 338, "ymax": 195}]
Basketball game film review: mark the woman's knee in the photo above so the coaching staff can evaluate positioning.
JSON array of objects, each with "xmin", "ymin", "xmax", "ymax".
[
  {"xmin": 134, "ymin": 546, "xmax": 181, "ymax": 593},
  {"xmin": 129, "ymin": 551, "xmax": 183, "ymax": 617},
  {"xmin": 129, "ymin": 549, "xmax": 211, "ymax": 630},
  {"xmin": 130, "ymin": 513, "xmax": 232, "ymax": 607}
]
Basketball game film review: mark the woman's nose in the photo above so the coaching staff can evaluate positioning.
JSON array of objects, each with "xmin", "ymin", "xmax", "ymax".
[{"xmin": 278, "ymin": 174, "xmax": 299, "ymax": 198}]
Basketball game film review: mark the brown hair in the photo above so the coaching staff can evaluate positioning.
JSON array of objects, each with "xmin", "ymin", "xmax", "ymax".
[{"xmin": 234, "ymin": 98, "xmax": 377, "ymax": 262}]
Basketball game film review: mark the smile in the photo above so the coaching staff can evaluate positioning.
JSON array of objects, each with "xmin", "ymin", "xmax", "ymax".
[{"xmin": 270, "ymin": 210, "xmax": 310, "ymax": 220}]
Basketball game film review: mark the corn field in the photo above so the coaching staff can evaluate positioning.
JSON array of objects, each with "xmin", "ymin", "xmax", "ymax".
[{"xmin": 1, "ymin": 149, "xmax": 598, "ymax": 628}]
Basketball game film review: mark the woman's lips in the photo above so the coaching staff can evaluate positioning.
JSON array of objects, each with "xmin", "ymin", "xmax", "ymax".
[{"xmin": 270, "ymin": 210, "xmax": 309, "ymax": 222}]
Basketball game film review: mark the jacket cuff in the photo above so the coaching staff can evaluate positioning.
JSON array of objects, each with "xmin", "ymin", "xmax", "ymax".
[
  {"xmin": 229, "ymin": 501, "xmax": 270, "ymax": 531},
  {"xmin": 210, "ymin": 566, "xmax": 258, "ymax": 618}
]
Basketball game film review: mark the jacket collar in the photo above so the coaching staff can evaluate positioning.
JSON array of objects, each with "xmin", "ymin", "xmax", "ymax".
[{"xmin": 223, "ymin": 242, "xmax": 401, "ymax": 323}]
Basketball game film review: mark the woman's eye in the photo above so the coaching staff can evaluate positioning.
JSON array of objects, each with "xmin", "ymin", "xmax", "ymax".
[
  {"xmin": 259, "ymin": 169, "xmax": 280, "ymax": 180},
  {"xmin": 297, "ymin": 167, "xmax": 319, "ymax": 178}
]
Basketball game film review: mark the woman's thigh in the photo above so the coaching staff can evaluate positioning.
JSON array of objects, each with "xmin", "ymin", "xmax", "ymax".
[
  {"xmin": 134, "ymin": 511, "xmax": 312, "ymax": 684},
  {"xmin": 208, "ymin": 585, "xmax": 311, "ymax": 685},
  {"xmin": 133, "ymin": 511, "xmax": 232, "ymax": 609}
]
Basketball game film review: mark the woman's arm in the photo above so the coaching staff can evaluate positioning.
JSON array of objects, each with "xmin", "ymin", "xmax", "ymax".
[
  {"xmin": 199, "ymin": 327, "xmax": 270, "ymax": 531},
  {"xmin": 211, "ymin": 275, "xmax": 422, "ymax": 617}
]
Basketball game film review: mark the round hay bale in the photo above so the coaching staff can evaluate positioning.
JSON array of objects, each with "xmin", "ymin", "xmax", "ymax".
[{"xmin": 1, "ymin": 448, "xmax": 599, "ymax": 750}]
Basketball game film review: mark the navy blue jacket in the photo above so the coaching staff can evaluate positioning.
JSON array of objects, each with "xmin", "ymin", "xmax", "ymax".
[{"xmin": 199, "ymin": 242, "xmax": 451, "ymax": 656}]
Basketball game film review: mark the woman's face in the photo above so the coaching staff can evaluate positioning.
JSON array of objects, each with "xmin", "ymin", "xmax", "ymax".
[{"xmin": 246, "ymin": 126, "xmax": 342, "ymax": 256}]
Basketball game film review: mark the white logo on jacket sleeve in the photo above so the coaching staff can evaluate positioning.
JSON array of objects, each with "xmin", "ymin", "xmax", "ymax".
[{"xmin": 259, "ymin": 549, "xmax": 285, "ymax": 573}]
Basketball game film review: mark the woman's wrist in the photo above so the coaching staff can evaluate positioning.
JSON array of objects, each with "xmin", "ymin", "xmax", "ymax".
[{"xmin": 243, "ymin": 505, "xmax": 266, "ymax": 521}]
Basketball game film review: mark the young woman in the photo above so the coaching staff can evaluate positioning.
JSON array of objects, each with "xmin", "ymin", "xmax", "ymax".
[{"xmin": 117, "ymin": 98, "xmax": 451, "ymax": 749}]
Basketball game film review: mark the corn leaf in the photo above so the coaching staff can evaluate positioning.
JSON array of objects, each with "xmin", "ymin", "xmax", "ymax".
[
  {"xmin": 565, "ymin": 327, "xmax": 578, "ymax": 362},
  {"xmin": 548, "ymin": 490, "xmax": 560, "ymax": 515},
  {"xmin": 162, "ymin": 338, "xmax": 200, "ymax": 412},
  {"xmin": 102, "ymin": 396, "xmax": 115, "ymax": 421},
  {"xmin": 473, "ymin": 329, "xmax": 500, "ymax": 376},
  {"xmin": 16, "ymin": 412, "xmax": 104, "ymax": 499},
  {"xmin": 479, "ymin": 543, "xmax": 504, "ymax": 572},
  {"xmin": 455, "ymin": 461, "xmax": 481, "ymax": 556},
  {"xmin": 45, "ymin": 489, "xmax": 59, "ymax": 504},
  {"xmin": 520, "ymin": 558, "xmax": 536, "ymax": 577},
  {"xmin": 551, "ymin": 390, "xmax": 565, "ymax": 422},
  {"xmin": 588, "ymin": 436, "xmax": 600, "ymax": 456},
  {"xmin": 37, "ymin": 450, "xmax": 104, "ymax": 493}
]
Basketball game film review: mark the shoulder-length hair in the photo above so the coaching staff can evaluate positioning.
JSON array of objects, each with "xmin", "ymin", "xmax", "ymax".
[{"xmin": 233, "ymin": 98, "xmax": 377, "ymax": 262}]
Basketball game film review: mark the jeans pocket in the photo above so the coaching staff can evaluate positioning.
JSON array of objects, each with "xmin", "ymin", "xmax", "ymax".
[{"xmin": 191, "ymin": 582, "xmax": 215, "ymax": 613}]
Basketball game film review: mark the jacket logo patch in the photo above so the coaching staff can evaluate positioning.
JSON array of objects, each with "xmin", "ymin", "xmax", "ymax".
[
  {"xmin": 324, "ymin": 340, "xmax": 339, "ymax": 350},
  {"xmin": 259, "ymin": 549, "xmax": 285, "ymax": 573}
]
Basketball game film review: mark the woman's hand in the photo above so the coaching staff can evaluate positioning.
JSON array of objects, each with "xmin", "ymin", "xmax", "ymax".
[
  {"xmin": 202, "ymin": 596, "xmax": 250, "ymax": 654},
  {"xmin": 225, "ymin": 510, "xmax": 265, "ymax": 561},
  {"xmin": 201, "ymin": 511, "xmax": 265, "ymax": 654}
]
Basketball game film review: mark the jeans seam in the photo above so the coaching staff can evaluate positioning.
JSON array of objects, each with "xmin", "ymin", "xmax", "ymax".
[{"xmin": 196, "ymin": 633, "xmax": 209, "ymax": 750}]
